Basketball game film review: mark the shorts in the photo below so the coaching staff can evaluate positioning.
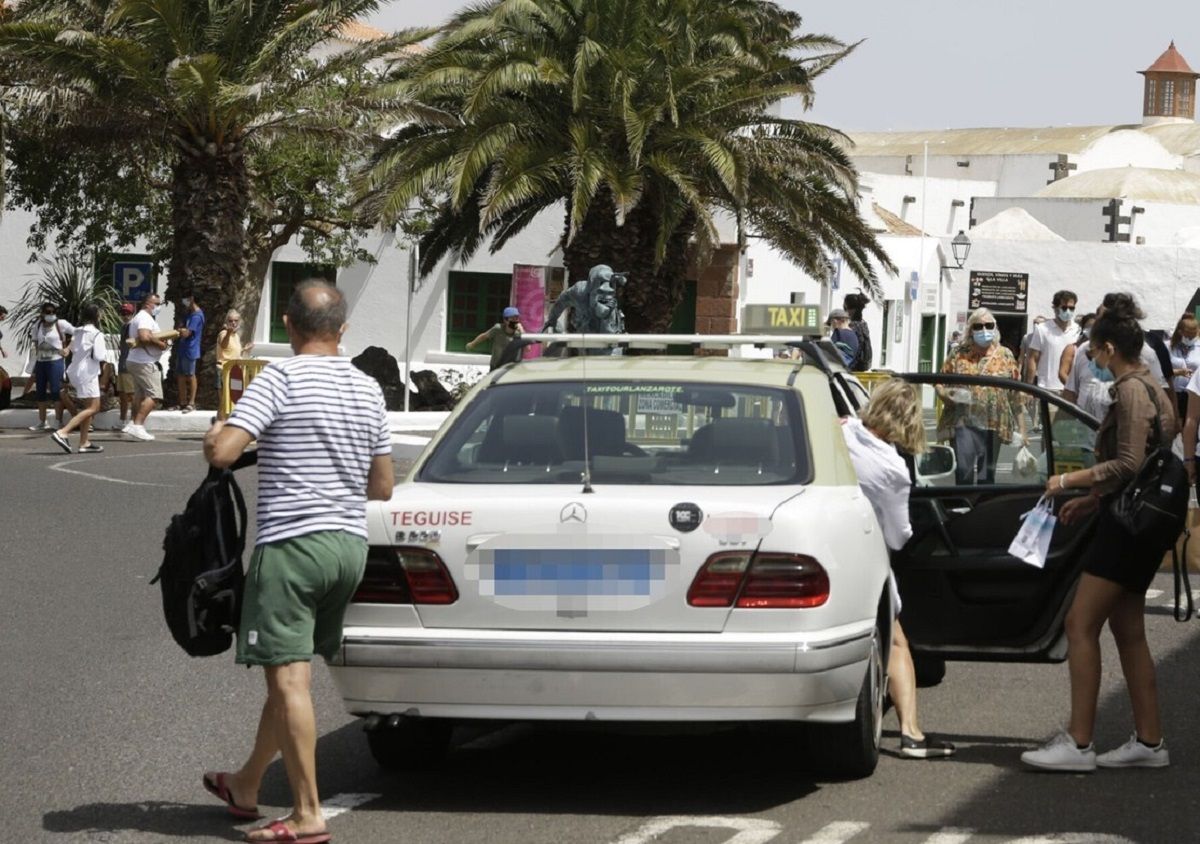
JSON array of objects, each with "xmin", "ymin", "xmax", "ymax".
[
  {"xmin": 236, "ymin": 530, "xmax": 368, "ymax": 666},
  {"xmin": 127, "ymin": 362, "xmax": 162, "ymax": 401},
  {"xmin": 33, "ymin": 358, "xmax": 64, "ymax": 402},
  {"xmin": 177, "ymin": 355, "xmax": 198, "ymax": 376},
  {"xmin": 1080, "ymin": 496, "xmax": 1175, "ymax": 594},
  {"xmin": 73, "ymin": 375, "xmax": 100, "ymax": 400},
  {"xmin": 116, "ymin": 373, "xmax": 135, "ymax": 394}
]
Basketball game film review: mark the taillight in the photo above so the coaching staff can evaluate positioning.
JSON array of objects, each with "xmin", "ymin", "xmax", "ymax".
[
  {"xmin": 687, "ymin": 552, "xmax": 828, "ymax": 609},
  {"xmin": 687, "ymin": 552, "xmax": 751, "ymax": 607},
  {"xmin": 736, "ymin": 553, "xmax": 829, "ymax": 608},
  {"xmin": 353, "ymin": 546, "xmax": 458, "ymax": 605}
]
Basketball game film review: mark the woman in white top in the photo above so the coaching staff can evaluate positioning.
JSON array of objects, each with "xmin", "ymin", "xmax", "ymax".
[
  {"xmin": 50, "ymin": 303, "xmax": 108, "ymax": 453},
  {"xmin": 841, "ymin": 378, "xmax": 955, "ymax": 759},
  {"xmin": 1168, "ymin": 314, "xmax": 1200, "ymax": 420},
  {"xmin": 27, "ymin": 302, "xmax": 74, "ymax": 431}
]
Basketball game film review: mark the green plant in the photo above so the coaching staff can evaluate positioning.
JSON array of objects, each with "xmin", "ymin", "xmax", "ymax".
[{"xmin": 7, "ymin": 256, "xmax": 123, "ymax": 352}]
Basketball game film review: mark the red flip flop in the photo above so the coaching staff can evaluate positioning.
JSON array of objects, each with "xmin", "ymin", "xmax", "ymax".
[
  {"xmin": 244, "ymin": 819, "xmax": 331, "ymax": 844},
  {"xmin": 202, "ymin": 771, "xmax": 262, "ymax": 820}
]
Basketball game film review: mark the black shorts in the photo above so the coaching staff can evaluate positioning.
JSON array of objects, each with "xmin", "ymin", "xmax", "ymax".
[{"xmin": 1079, "ymin": 498, "xmax": 1174, "ymax": 594}]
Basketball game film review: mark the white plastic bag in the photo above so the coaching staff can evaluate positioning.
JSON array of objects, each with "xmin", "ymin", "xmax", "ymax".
[
  {"xmin": 1008, "ymin": 496, "xmax": 1056, "ymax": 569},
  {"xmin": 1014, "ymin": 445, "xmax": 1039, "ymax": 478}
]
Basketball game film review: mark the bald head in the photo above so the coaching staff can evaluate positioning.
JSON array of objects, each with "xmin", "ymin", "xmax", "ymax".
[{"xmin": 285, "ymin": 279, "xmax": 345, "ymax": 339}]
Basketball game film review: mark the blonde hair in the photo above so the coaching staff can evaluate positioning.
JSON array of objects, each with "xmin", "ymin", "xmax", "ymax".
[
  {"xmin": 225, "ymin": 310, "xmax": 241, "ymax": 322},
  {"xmin": 860, "ymin": 378, "xmax": 926, "ymax": 454}
]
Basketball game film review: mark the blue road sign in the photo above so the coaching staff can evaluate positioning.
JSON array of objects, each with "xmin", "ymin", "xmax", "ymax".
[{"xmin": 113, "ymin": 261, "xmax": 154, "ymax": 301}]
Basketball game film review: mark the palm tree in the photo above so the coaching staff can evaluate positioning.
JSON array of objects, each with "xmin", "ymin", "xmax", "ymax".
[
  {"xmin": 362, "ymin": 0, "xmax": 893, "ymax": 332},
  {"xmin": 7, "ymin": 255, "xmax": 123, "ymax": 353},
  {"xmin": 0, "ymin": 0, "xmax": 419, "ymax": 401}
]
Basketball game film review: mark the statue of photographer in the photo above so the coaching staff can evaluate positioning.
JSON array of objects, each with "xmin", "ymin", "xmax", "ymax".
[{"xmin": 544, "ymin": 264, "xmax": 628, "ymax": 336}]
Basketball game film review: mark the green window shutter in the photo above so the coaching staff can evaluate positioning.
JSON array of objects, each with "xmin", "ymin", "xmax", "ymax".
[
  {"xmin": 447, "ymin": 271, "xmax": 512, "ymax": 352},
  {"xmin": 270, "ymin": 262, "xmax": 336, "ymax": 343}
]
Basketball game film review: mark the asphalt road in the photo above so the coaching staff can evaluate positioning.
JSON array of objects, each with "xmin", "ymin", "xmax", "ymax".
[{"xmin": 3, "ymin": 428, "xmax": 1200, "ymax": 844}]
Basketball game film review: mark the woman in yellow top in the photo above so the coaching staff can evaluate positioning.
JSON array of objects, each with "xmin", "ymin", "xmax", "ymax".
[
  {"xmin": 216, "ymin": 310, "xmax": 254, "ymax": 419},
  {"xmin": 939, "ymin": 307, "xmax": 1027, "ymax": 484}
]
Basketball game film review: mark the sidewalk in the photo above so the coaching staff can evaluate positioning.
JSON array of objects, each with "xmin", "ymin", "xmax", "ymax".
[{"xmin": 0, "ymin": 407, "xmax": 450, "ymax": 434}]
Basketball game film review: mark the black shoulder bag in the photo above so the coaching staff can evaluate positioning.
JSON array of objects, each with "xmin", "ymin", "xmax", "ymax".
[{"xmin": 1108, "ymin": 377, "xmax": 1192, "ymax": 619}]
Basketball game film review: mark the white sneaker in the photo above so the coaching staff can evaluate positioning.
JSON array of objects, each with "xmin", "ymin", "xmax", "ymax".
[
  {"xmin": 27, "ymin": 421, "xmax": 49, "ymax": 431},
  {"xmin": 125, "ymin": 424, "xmax": 155, "ymax": 442},
  {"xmin": 1096, "ymin": 734, "xmax": 1170, "ymax": 768},
  {"xmin": 1021, "ymin": 730, "xmax": 1096, "ymax": 772}
]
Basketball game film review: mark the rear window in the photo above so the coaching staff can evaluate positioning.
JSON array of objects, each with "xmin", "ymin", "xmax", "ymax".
[{"xmin": 419, "ymin": 380, "xmax": 810, "ymax": 486}]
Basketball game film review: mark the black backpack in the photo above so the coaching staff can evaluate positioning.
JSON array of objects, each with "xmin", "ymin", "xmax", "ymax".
[
  {"xmin": 1110, "ymin": 377, "xmax": 1188, "ymax": 542},
  {"xmin": 151, "ymin": 453, "xmax": 255, "ymax": 657},
  {"xmin": 849, "ymin": 320, "xmax": 873, "ymax": 371}
]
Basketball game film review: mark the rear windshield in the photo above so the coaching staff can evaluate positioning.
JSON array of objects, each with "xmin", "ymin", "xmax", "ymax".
[{"xmin": 419, "ymin": 380, "xmax": 810, "ymax": 486}]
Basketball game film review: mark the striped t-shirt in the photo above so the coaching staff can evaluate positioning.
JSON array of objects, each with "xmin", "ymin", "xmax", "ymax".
[{"xmin": 227, "ymin": 356, "xmax": 391, "ymax": 545}]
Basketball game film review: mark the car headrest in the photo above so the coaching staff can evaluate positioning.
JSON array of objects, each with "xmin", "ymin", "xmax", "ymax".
[
  {"xmin": 558, "ymin": 405, "xmax": 627, "ymax": 458},
  {"xmin": 479, "ymin": 414, "xmax": 561, "ymax": 464},
  {"xmin": 704, "ymin": 417, "xmax": 780, "ymax": 465}
]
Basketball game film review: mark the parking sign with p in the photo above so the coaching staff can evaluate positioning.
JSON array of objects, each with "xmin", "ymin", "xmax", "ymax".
[{"xmin": 114, "ymin": 261, "xmax": 154, "ymax": 301}]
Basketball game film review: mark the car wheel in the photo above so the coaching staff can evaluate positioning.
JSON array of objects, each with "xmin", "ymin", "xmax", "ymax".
[
  {"xmin": 913, "ymin": 654, "xmax": 946, "ymax": 687},
  {"xmin": 813, "ymin": 623, "xmax": 884, "ymax": 779},
  {"xmin": 365, "ymin": 718, "xmax": 453, "ymax": 771}
]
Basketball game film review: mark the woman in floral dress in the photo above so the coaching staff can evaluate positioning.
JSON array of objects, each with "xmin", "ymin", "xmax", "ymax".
[{"xmin": 939, "ymin": 307, "xmax": 1027, "ymax": 484}]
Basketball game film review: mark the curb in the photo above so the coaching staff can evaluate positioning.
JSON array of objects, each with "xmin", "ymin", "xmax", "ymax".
[{"xmin": 0, "ymin": 408, "xmax": 449, "ymax": 434}]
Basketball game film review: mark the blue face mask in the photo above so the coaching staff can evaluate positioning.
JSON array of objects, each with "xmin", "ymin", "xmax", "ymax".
[
  {"xmin": 972, "ymin": 329, "xmax": 995, "ymax": 347},
  {"xmin": 1057, "ymin": 307, "xmax": 1075, "ymax": 322},
  {"xmin": 1089, "ymin": 359, "xmax": 1114, "ymax": 383}
]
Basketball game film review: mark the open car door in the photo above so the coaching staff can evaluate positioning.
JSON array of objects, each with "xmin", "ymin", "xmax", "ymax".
[{"xmin": 890, "ymin": 373, "xmax": 1101, "ymax": 663}]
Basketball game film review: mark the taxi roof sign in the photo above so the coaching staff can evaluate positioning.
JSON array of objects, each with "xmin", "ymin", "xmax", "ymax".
[{"xmin": 741, "ymin": 304, "xmax": 824, "ymax": 335}]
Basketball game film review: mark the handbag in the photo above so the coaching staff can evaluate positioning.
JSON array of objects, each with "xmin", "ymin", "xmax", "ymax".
[
  {"xmin": 1109, "ymin": 377, "xmax": 1189, "ymax": 539},
  {"xmin": 1008, "ymin": 495, "xmax": 1056, "ymax": 569}
]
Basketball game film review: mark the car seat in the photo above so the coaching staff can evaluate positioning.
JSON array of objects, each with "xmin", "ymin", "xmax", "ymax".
[
  {"xmin": 688, "ymin": 417, "xmax": 780, "ymax": 466},
  {"xmin": 557, "ymin": 405, "xmax": 628, "ymax": 459},
  {"xmin": 477, "ymin": 414, "xmax": 562, "ymax": 465}
]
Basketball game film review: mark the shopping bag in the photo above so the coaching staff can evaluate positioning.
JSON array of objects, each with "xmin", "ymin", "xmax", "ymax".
[
  {"xmin": 1014, "ymin": 445, "xmax": 1039, "ymax": 478},
  {"xmin": 1008, "ymin": 496, "xmax": 1056, "ymax": 569}
]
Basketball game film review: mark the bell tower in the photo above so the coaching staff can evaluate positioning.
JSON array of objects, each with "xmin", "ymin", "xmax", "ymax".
[{"xmin": 1140, "ymin": 41, "xmax": 1198, "ymax": 125}]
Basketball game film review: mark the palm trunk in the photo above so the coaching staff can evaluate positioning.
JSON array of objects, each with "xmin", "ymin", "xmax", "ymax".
[{"xmin": 166, "ymin": 137, "xmax": 250, "ymax": 409}]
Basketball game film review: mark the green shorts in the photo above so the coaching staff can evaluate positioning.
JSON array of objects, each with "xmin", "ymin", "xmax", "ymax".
[{"xmin": 236, "ymin": 530, "xmax": 368, "ymax": 666}]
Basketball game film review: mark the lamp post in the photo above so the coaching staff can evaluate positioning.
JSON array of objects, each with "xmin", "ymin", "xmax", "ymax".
[{"xmin": 935, "ymin": 231, "xmax": 971, "ymax": 367}]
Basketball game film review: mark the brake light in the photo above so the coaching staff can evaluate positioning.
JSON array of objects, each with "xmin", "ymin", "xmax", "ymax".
[
  {"xmin": 352, "ymin": 546, "xmax": 458, "ymax": 605},
  {"xmin": 737, "ymin": 553, "xmax": 829, "ymax": 608},
  {"xmin": 687, "ymin": 552, "xmax": 828, "ymax": 608},
  {"xmin": 687, "ymin": 552, "xmax": 752, "ymax": 607}
]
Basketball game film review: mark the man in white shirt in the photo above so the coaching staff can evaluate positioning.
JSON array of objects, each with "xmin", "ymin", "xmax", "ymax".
[
  {"xmin": 125, "ymin": 293, "xmax": 168, "ymax": 441},
  {"xmin": 1026, "ymin": 291, "xmax": 1079, "ymax": 392}
]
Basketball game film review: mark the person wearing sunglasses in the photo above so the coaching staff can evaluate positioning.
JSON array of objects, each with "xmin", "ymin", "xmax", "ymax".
[{"xmin": 938, "ymin": 307, "xmax": 1026, "ymax": 484}]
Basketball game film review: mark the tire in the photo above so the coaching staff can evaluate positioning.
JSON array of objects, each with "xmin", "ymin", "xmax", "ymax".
[
  {"xmin": 913, "ymin": 654, "xmax": 946, "ymax": 688},
  {"xmin": 366, "ymin": 718, "xmax": 453, "ymax": 772},
  {"xmin": 812, "ymin": 623, "xmax": 884, "ymax": 779}
]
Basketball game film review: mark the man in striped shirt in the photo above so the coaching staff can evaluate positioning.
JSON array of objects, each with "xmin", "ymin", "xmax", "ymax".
[{"xmin": 202, "ymin": 280, "xmax": 394, "ymax": 844}]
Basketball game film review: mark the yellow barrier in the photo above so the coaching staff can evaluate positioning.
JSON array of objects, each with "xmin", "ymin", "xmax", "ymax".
[
  {"xmin": 852, "ymin": 371, "xmax": 896, "ymax": 393},
  {"xmin": 218, "ymin": 358, "xmax": 268, "ymax": 419}
]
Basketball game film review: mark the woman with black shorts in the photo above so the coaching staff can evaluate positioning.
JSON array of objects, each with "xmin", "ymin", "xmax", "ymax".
[{"xmin": 1021, "ymin": 294, "xmax": 1174, "ymax": 773}]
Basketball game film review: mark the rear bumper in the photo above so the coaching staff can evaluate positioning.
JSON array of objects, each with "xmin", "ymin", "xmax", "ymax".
[{"xmin": 328, "ymin": 624, "xmax": 873, "ymax": 723}]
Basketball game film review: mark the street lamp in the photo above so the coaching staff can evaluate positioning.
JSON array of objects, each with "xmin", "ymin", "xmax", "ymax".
[{"xmin": 947, "ymin": 230, "xmax": 971, "ymax": 270}]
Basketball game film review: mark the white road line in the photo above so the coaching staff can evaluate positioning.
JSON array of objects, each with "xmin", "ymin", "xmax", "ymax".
[
  {"xmin": 796, "ymin": 822, "xmax": 870, "ymax": 844},
  {"xmin": 391, "ymin": 434, "xmax": 432, "ymax": 447},
  {"xmin": 48, "ymin": 449, "xmax": 199, "ymax": 487},
  {"xmin": 610, "ymin": 815, "xmax": 781, "ymax": 844},
  {"xmin": 922, "ymin": 830, "xmax": 973, "ymax": 844},
  {"xmin": 1146, "ymin": 588, "xmax": 1164, "ymax": 599},
  {"xmin": 321, "ymin": 792, "xmax": 381, "ymax": 821}
]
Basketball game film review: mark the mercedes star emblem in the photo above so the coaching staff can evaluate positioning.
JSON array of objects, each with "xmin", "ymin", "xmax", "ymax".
[{"xmin": 560, "ymin": 502, "xmax": 588, "ymax": 523}]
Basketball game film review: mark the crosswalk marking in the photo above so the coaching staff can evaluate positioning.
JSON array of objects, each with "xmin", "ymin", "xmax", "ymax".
[
  {"xmin": 923, "ymin": 830, "xmax": 974, "ymax": 844},
  {"xmin": 797, "ymin": 821, "xmax": 870, "ymax": 844},
  {"xmin": 610, "ymin": 816, "xmax": 781, "ymax": 844},
  {"xmin": 321, "ymin": 792, "xmax": 380, "ymax": 821}
]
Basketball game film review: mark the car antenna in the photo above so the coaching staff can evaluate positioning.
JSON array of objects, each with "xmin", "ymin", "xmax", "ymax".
[{"xmin": 580, "ymin": 331, "xmax": 594, "ymax": 494}]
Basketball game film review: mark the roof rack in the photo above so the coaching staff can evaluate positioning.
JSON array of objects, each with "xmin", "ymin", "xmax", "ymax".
[{"xmin": 518, "ymin": 333, "xmax": 818, "ymax": 350}]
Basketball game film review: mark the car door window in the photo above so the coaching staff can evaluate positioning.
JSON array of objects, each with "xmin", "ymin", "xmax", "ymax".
[{"xmin": 909, "ymin": 381, "xmax": 1045, "ymax": 488}]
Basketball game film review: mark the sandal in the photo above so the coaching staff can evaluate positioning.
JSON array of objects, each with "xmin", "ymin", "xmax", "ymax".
[
  {"xmin": 77, "ymin": 443, "xmax": 104, "ymax": 453},
  {"xmin": 244, "ymin": 819, "xmax": 331, "ymax": 843},
  {"xmin": 202, "ymin": 771, "xmax": 262, "ymax": 820}
]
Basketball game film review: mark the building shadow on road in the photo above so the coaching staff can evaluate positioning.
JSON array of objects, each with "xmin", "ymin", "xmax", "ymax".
[
  {"xmin": 42, "ymin": 800, "xmax": 243, "ymax": 841},
  {"xmin": 900, "ymin": 628, "xmax": 1200, "ymax": 841},
  {"xmin": 310, "ymin": 720, "xmax": 826, "ymax": 817}
]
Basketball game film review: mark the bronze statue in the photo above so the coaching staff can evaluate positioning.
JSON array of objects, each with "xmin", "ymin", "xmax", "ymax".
[{"xmin": 544, "ymin": 264, "xmax": 628, "ymax": 335}]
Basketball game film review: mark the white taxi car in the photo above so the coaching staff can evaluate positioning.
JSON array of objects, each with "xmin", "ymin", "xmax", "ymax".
[{"xmin": 329, "ymin": 335, "xmax": 893, "ymax": 777}]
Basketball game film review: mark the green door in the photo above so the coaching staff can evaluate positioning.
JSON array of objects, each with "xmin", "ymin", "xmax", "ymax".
[{"xmin": 918, "ymin": 314, "xmax": 947, "ymax": 373}]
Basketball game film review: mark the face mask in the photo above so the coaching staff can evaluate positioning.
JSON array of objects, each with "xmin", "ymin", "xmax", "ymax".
[
  {"xmin": 182, "ymin": 297, "xmax": 192, "ymax": 307},
  {"xmin": 1186, "ymin": 338, "xmax": 1198, "ymax": 348},
  {"xmin": 1089, "ymin": 358, "xmax": 1114, "ymax": 383},
  {"xmin": 1081, "ymin": 328, "xmax": 1091, "ymax": 339},
  {"xmin": 972, "ymin": 329, "xmax": 995, "ymax": 347},
  {"xmin": 1057, "ymin": 308, "xmax": 1075, "ymax": 322},
  {"xmin": 151, "ymin": 305, "xmax": 162, "ymax": 317},
  {"xmin": 42, "ymin": 314, "xmax": 56, "ymax": 323}
]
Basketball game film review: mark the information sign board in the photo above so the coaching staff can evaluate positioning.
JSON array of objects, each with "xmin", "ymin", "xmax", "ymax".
[{"xmin": 968, "ymin": 271, "xmax": 1029, "ymax": 313}]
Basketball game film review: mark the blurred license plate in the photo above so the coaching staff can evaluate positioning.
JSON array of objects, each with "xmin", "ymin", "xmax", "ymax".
[{"xmin": 487, "ymin": 549, "xmax": 663, "ymax": 596}]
